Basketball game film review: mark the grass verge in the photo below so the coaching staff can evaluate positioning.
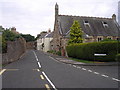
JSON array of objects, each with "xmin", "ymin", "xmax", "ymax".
[{"xmin": 69, "ymin": 57, "xmax": 105, "ymax": 63}]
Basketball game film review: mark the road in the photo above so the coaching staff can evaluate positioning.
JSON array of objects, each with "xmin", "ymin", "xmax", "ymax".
[{"xmin": 1, "ymin": 50, "xmax": 119, "ymax": 90}]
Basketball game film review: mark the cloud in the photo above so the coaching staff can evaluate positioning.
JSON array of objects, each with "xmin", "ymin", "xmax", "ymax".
[{"xmin": 0, "ymin": 0, "xmax": 119, "ymax": 36}]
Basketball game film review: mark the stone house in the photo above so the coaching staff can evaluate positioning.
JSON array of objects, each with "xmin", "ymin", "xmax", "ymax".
[
  {"xmin": 37, "ymin": 30, "xmax": 53, "ymax": 52},
  {"xmin": 52, "ymin": 3, "xmax": 120, "ymax": 56}
]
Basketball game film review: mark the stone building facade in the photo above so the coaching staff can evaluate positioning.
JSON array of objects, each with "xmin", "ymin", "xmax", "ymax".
[{"xmin": 52, "ymin": 3, "xmax": 120, "ymax": 56}]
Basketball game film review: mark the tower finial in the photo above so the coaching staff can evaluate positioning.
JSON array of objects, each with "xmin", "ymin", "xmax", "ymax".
[{"xmin": 55, "ymin": 3, "xmax": 59, "ymax": 17}]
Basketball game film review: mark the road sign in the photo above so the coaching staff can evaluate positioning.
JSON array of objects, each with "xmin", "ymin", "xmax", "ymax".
[{"xmin": 94, "ymin": 54, "xmax": 107, "ymax": 56}]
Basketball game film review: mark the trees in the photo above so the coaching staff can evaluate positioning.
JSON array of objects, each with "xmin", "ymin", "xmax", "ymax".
[
  {"xmin": 20, "ymin": 34, "xmax": 35, "ymax": 42},
  {"xmin": 68, "ymin": 20, "xmax": 83, "ymax": 44},
  {"xmin": 2, "ymin": 28, "xmax": 21, "ymax": 53}
]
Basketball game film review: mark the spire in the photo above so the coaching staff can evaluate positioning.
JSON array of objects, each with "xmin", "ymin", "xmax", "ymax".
[
  {"xmin": 55, "ymin": 3, "xmax": 59, "ymax": 17},
  {"xmin": 55, "ymin": 3, "xmax": 58, "ymax": 9}
]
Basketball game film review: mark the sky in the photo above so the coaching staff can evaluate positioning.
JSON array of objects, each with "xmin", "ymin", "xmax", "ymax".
[{"xmin": 0, "ymin": 0, "xmax": 119, "ymax": 37}]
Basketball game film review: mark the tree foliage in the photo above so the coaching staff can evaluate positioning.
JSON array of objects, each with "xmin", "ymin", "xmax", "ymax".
[
  {"xmin": 1, "ymin": 28, "xmax": 21, "ymax": 53},
  {"xmin": 20, "ymin": 34, "xmax": 35, "ymax": 42},
  {"xmin": 68, "ymin": 20, "xmax": 83, "ymax": 44}
]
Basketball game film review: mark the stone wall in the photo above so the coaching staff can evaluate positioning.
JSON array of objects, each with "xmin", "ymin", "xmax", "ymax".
[
  {"xmin": 26, "ymin": 41, "xmax": 35, "ymax": 49},
  {"xmin": 2, "ymin": 37, "xmax": 26, "ymax": 65}
]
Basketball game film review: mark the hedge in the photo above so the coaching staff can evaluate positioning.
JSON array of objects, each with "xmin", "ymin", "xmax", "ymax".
[
  {"xmin": 66, "ymin": 41, "xmax": 120, "ymax": 62},
  {"xmin": 116, "ymin": 54, "xmax": 120, "ymax": 62}
]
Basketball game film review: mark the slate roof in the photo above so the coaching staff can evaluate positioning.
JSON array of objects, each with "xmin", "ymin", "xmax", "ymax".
[
  {"xmin": 45, "ymin": 32, "xmax": 53, "ymax": 38},
  {"xmin": 57, "ymin": 15, "xmax": 120, "ymax": 37},
  {"xmin": 39, "ymin": 32, "xmax": 47, "ymax": 39}
]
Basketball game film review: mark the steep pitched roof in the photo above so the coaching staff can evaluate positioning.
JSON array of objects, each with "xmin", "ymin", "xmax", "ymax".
[
  {"xmin": 45, "ymin": 32, "xmax": 53, "ymax": 38},
  {"xmin": 57, "ymin": 15, "xmax": 120, "ymax": 37},
  {"xmin": 39, "ymin": 32, "xmax": 47, "ymax": 38}
]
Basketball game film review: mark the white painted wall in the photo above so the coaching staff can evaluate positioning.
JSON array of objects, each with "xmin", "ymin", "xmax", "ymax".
[{"xmin": 43, "ymin": 37, "xmax": 53, "ymax": 52}]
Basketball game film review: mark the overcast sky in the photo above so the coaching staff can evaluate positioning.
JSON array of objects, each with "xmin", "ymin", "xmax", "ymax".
[{"xmin": 0, "ymin": 0, "xmax": 119, "ymax": 37}]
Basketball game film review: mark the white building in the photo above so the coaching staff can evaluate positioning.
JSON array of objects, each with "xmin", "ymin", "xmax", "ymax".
[
  {"xmin": 37, "ymin": 31, "xmax": 53, "ymax": 52},
  {"xmin": 43, "ymin": 32, "xmax": 53, "ymax": 52},
  {"xmin": 37, "ymin": 32, "xmax": 47, "ymax": 51}
]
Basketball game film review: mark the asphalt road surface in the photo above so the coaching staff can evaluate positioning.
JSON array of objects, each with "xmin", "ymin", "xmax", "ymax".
[{"xmin": 1, "ymin": 50, "xmax": 120, "ymax": 90}]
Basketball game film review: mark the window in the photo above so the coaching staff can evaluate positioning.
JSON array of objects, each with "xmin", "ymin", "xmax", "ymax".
[
  {"xmin": 108, "ymin": 38, "xmax": 111, "ymax": 40},
  {"xmin": 85, "ymin": 21, "xmax": 89, "ymax": 23},
  {"xmin": 98, "ymin": 37, "xmax": 102, "ymax": 42},
  {"xmin": 117, "ymin": 38, "xmax": 119, "ymax": 40},
  {"xmin": 84, "ymin": 20, "xmax": 90, "ymax": 26},
  {"xmin": 103, "ymin": 22, "xmax": 107, "ymax": 24},
  {"xmin": 102, "ymin": 21, "xmax": 108, "ymax": 27}
]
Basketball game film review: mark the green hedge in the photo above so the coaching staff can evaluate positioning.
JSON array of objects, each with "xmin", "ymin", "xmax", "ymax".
[
  {"xmin": 116, "ymin": 54, "xmax": 120, "ymax": 62},
  {"xmin": 66, "ymin": 41, "xmax": 120, "ymax": 62}
]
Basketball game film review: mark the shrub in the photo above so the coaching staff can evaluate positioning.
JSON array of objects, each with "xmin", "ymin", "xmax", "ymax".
[
  {"xmin": 47, "ymin": 50, "xmax": 57, "ymax": 54},
  {"xmin": 56, "ymin": 51, "xmax": 61, "ymax": 56},
  {"xmin": 116, "ymin": 54, "xmax": 120, "ymax": 62},
  {"xmin": 66, "ymin": 41, "xmax": 120, "ymax": 62}
]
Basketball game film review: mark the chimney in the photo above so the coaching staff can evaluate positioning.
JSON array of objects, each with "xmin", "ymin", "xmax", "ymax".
[
  {"xmin": 112, "ymin": 14, "xmax": 116, "ymax": 20},
  {"xmin": 48, "ymin": 28, "xmax": 51, "ymax": 33}
]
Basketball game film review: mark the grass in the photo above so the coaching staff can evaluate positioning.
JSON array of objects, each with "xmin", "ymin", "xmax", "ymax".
[
  {"xmin": 69, "ymin": 57, "xmax": 94, "ymax": 63},
  {"xmin": 69, "ymin": 57, "xmax": 105, "ymax": 63}
]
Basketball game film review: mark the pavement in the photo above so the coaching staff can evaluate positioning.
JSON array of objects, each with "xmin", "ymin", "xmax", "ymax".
[{"xmin": 45, "ymin": 52, "xmax": 119, "ymax": 66}]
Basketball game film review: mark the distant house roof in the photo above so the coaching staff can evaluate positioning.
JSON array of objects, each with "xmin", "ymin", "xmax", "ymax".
[
  {"xmin": 57, "ymin": 15, "xmax": 120, "ymax": 37},
  {"xmin": 45, "ymin": 32, "xmax": 53, "ymax": 38},
  {"xmin": 39, "ymin": 32, "xmax": 47, "ymax": 38}
]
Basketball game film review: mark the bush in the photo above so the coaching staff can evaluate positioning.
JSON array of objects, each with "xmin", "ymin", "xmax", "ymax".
[
  {"xmin": 47, "ymin": 50, "xmax": 56, "ymax": 54},
  {"xmin": 47, "ymin": 50, "xmax": 61, "ymax": 56},
  {"xmin": 66, "ymin": 41, "xmax": 120, "ymax": 62},
  {"xmin": 116, "ymin": 54, "xmax": 120, "ymax": 62},
  {"xmin": 56, "ymin": 51, "xmax": 61, "ymax": 56}
]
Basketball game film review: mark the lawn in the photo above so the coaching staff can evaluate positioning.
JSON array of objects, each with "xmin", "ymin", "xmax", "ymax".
[{"xmin": 69, "ymin": 57, "xmax": 104, "ymax": 63}]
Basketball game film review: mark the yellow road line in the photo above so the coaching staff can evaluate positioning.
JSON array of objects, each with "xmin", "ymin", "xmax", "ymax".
[
  {"xmin": 40, "ymin": 75, "xmax": 44, "ymax": 80},
  {"xmin": 45, "ymin": 84, "xmax": 51, "ymax": 90},
  {"xmin": 0, "ymin": 69, "xmax": 6, "ymax": 75},
  {"xmin": 6, "ymin": 69, "xmax": 19, "ymax": 71}
]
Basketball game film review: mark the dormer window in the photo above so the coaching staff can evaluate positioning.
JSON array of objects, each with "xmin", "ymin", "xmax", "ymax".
[
  {"xmin": 84, "ymin": 20, "xmax": 90, "ymax": 26},
  {"xmin": 85, "ymin": 21, "xmax": 88, "ymax": 23},
  {"xmin": 103, "ymin": 21, "xmax": 108, "ymax": 27}
]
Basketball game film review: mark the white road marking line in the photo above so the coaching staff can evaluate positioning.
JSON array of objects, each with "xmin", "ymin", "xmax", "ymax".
[
  {"xmin": 37, "ymin": 69, "xmax": 40, "ymax": 72},
  {"xmin": 37, "ymin": 62, "xmax": 41, "ymax": 68},
  {"xmin": 73, "ymin": 65, "xmax": 76, "ymax": 67},
  {"xmin": 42, "ymin": 71, "xmax": 57, "ymax": 90},
  {"xmin": 112, "ymin": 78, "xmax": 120, "ymax": 82},
  {"xmin": 101, "ymin": 74, "xmax": 109, "ymax": 78},
  {"xmin": 33, "ymin": 51, "xmax": 42, "ymax": 68},
  {"xmin": 45, "ymin": 84, "xmax": 51, "ymax": 90},
  {"xmin": 33, "ymin": 51, "xmax": 39, "ymax": 61},
  {"xmin": 94, "ymin": 72, "xmax": 99, "ymax": 75},
  {"xmin": 77, "ymin": 67, "xmax": 81, "ymax": 69},
  {"xmin": 49, "ymin": 56, "xmax": 60, "ymax": 63},
  {"xmin": 40, "ymin": 75, "xmax": 44, "ymax": 80},
  {"xmin": 82, "ymin": 68, "xmax": 86, "ymax": 71},
  {"xmin": 0, "ymin": 69, "xmax": 6, "ymax": 75},
  {"xmin": 88, "ymin": 70, "xmax": 92, "ymax": 72}
]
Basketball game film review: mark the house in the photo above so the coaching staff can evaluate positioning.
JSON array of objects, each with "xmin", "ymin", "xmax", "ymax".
[
  {"xmin": 11, "ymin": 27, "xmax": 19, "ymax": 34},
  {"xmin": 52, "ymin": 3, "xmax": 120, "ymax": 56},
  {"xmin": 37, "ymin": 29, "xmax": 53, "ymax": 52},
  {"xmin": 37, "ymin": 31, "xmax": 47, "ymax": 51}
]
